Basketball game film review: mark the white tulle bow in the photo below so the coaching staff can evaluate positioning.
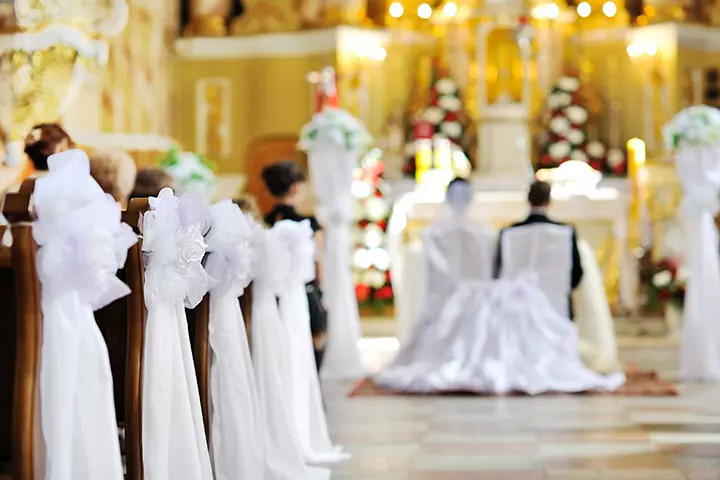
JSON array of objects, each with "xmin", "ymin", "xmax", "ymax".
[
  {"xmin": 33, "ymin": 149, "xmax": 137, "ymax": 310},
  {"xmin": 142, "ymin": 188, "xmax": 216, "ymax": 308},
  {"xmin": 256, "ymin": 226, "xmax": 293, "ymax": 297},
  {"xmin": 271, "ymin": 220, "xmax": 316, "ymax": 286},
  {"xmin": 205, "ymin": 199, "xmax": 263, "ymax": 297}
]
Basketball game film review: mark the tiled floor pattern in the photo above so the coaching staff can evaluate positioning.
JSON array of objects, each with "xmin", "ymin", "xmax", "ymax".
[{"xmin": 324, "ymin": 339, "xmax": 720, "ymax": 479}]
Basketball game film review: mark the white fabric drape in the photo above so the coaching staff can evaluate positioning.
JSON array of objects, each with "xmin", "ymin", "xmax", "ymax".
[
  {"xmin": 307, "ymin": 143, "xmax": 362, "ymax": 379},
  {"xmin": 141, "ymin": 188, "xmax": 215, "ymax": 480},
  {"xmin": 251, "ymin": 225, "xmax": 313, "ymax": 480},
  {"xmin": 204, "ymin": 200, "xmax": 265, "ymax": 479},
  {"xmin": 675, "ymin": 147, "xmax": 720, "ymax": 381},
  {"xmin": 273, "ymin": 220, "xmax": 348, "ymax": 465},
  {"xmin": 32, "ymin": 149, "xmax": 136, "ymax": 480},
  {"xmin": 574, "ymin": 239, "xmax": 621, "ymax": 373}
]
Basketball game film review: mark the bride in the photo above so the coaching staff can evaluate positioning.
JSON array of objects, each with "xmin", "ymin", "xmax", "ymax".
[{"xmin": 375, "ymin": 178, "xmax": 625, "ymax": 395}]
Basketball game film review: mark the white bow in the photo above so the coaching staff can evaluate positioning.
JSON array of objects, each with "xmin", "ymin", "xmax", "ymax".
[
  {"xmin": 142, "ymin": 188, "xmax": 216, "ymax": 308},
  {"xmin": 271, "ymin": 219, "xmax": 316, "ymax": 286},
  {"xmin": 205, "ymin": 199, "xmax": 263, "ymax": 297},
  {"xmin": 34, "ymin": 149, "xmax": 137, "ymax": 309}
]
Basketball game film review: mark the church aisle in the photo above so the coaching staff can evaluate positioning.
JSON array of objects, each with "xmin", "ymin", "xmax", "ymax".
[{"xmin": 324, "ymin": 341, "xmax": 720, "ymax": 479}]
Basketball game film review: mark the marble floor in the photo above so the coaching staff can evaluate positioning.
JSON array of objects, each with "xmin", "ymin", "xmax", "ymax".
[{"xmin": 324, "ymin": 338, "xmax": 720, "ymax": 479}]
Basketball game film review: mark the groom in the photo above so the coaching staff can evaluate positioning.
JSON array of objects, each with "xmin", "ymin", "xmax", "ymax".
[{"xmin": 494, "ymin": 180, "xmax": 584, "ymax": 319}]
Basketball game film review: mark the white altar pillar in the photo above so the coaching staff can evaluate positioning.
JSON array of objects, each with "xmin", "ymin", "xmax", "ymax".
[{"xmin": 474, "ymin": 17, "xmax": 534, "ymax": 189}]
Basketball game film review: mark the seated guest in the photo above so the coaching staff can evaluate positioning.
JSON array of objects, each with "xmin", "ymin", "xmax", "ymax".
[
  {"xmin": 494, "ymin": 179, "xmax": 583, "ymax": 319},
  {"xmin": 129, "ymin": 167, "xmax": 174, "ymax": 200},
  {"xmin": 261, "ymin": 160, "xmax": 327, "ymax": 373},
  {"xmin": 24, "ymin": 123, "xmax": 74, "ymax": 174},
  {"xmin": 89, "ymin": 150, "xmax": 137, "ymax": 207}
]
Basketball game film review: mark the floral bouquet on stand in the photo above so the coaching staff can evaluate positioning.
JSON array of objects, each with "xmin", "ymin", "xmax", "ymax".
[
  {"xmin": 299, "ymin": 107, "xmax": 372, "ymax": 155},
  {"xmin": 663, "ymin": 105, "xmax": 720, "ymax": 151},
  {"xmin": 640, "ymin": 256, "xmax": 686, "ymax": 337},
  {"xmin": 157, "ymin": 147, "xmax": 216, "ymax": 199}
]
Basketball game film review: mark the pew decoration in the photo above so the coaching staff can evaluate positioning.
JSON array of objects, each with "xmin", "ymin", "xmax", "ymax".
[
  {"xmin": 204, "ymin": 199, "xmax": 265, "ymax": 478},
  {"xmin": 251, "ymin": 223, "xmax": 313, "ymax": 479},
  {"xmin": 141, "ymin": 187, "xmax": 215, "ymax": 480},
  {"xmin": 32, "ymin": 149, "xmax": 134, "ymax": 480},
  {"xmin": 275, "ymin": 220, "xmax": 349, "ymax": 464}
]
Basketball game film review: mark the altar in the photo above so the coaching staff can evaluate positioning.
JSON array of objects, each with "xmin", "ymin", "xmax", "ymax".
[{"xmin": 388, "ymin": 179, "xmax": 632, "ymax": 343}]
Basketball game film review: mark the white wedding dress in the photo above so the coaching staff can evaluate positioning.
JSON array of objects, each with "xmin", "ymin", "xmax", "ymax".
[{"xmin": 376, "ymin": 216, "xmax": 625, "ymax": 395}]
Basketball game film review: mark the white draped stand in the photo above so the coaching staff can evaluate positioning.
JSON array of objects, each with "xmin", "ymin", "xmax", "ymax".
[
  {"xmin": 33, "ymin": 150, "xmax": 135, "ymax": 480},
  {"xmin": 307, "ymin": 144, "xmax": 362, "ymax": 380},
  {"xmin": 675, "ymin": 147, "xmax": 720, "ymax": 381}
]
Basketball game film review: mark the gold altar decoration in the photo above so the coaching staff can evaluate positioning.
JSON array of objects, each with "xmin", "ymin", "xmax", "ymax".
[
  {"xmin": 185, "ymin": 0, "xmax": 231, "ymax": 36},
  {"xmin": 230, "ymin": 0, "xmax": 302, "ymax": 35}
]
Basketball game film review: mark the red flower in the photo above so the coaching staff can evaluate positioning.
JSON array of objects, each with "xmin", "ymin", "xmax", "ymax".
[
  {"xmin": 540, "ymin": 155, "xmax": 553, "ymax": 166},
  {"xmin": 589, "ymin": 160, "xmax": 602, "ymax": 171},
  {"xmin": 385, "ymin": 271, "xmax": 392, "ymax": 282},
  {"xmin": 659, "ymin": 290, "xmax": 672, "ymax": 300},
  {"xmin": 355, "ymin": 284, "xmax": 371, "ymax": 302},
  {"xmin": 374, "ymin": 285, "xmax": 394, "ymax": 300},
  {"xmin": 376, "ymin": 220, "xmax": 387, "ymax": 230},
  {"xmin": 445, "ymin": 111, "xmax": 459, "ymax": 122},
  {"xmin": 358, "ymin": 220, "xmax": 370, "ymax": 229}
]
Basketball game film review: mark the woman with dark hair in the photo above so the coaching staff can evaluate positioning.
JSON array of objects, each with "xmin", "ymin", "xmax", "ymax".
[
  {"xmin": 129, "ymin": 167, "xmax": 175, "ymax": 200},
  {"xmin": 262, "ymin": 160, "xmax": 328, "ymax": 373},
  {"xmin": 24, "ymin": 123, "xmax": 74, "ymax": 172}
]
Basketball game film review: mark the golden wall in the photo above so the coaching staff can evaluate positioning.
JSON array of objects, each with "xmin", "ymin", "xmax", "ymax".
[{"xmin": 173, "ymin": 28, "xmax": 434, "ymax": 174}]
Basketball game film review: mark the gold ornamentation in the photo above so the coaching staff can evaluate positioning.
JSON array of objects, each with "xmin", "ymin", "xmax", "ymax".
[
  {"xmin": 185, "ymin": 0, "xmax": 231, "ymax": 36},
  {"xmin": 230, "ymin": 0, "xmax": 301, "ymax": 35},
  {"xmin": 15, "ymin": 0, "xmax": 128, "ymax": 36}
]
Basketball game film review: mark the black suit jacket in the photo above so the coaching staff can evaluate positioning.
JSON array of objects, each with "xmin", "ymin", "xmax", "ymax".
[{"xmin": 493, "ymin": 213, "xmax": 583, "ymax": 319}]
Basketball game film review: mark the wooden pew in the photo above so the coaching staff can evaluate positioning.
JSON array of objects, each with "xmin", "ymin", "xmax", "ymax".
[
  {"xmin": 239, "ymin": 284, "xmax": 253, "ymax": 350},
  {"xmin": 93, "ymin": 199, "xmax": 146, "ymax": 480},
  {"xmin": 0, "ymin": 181, "xmax": 45, "ymax": 480}
]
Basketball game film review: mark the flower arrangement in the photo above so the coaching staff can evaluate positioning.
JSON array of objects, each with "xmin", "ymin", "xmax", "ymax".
[
  {"xmin": 663, "ymin": 105, "xmax": 720, "ymax": 151},
  {"xmin": 298, "ymin": 108, "xmax": 373, "ymax": 155},
  {"xmin": 641, "ymin": 257, "xmax": 686, "ymax": 310},
  {"xmin": 158, "ymin": 147, "xmax": 215, "ymax": 198}
]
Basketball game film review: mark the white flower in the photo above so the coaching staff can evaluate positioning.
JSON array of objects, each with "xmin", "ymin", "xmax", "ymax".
[
  {"xmin": 557, "ymin": 76, "xmax": 581, "ymax": 92},
  {"xmin": 567, "ymin": 129, "xmax": 585, "ymax": 146},
  {"xmin": 298, "ymin": 107, "xmax": 373, "ymax": 154},
  {"xmin": 438, "ymin": 95, "xmax": 462, "ymax": 112},
  {"xmin": 570, "ymin": 149, "xmax": 589, "ymax": 162},
  {"xmin": 435, "ymin": 78, "xmax": 456, "ymax": 95},
  {"xmin": 607, "ymin": 148, "xmax": 625, "ymax": 167},
  {"xmin": 364, "ymin": 227, "xmax": 383, "ymax": 248},
  {"xmin": 440, "ymin": 121, "xmax": 463, "ymax": 139},
  {"xmin": 653, "ymin": 271, "xmax": 672, "ymax": 288},
  {"xmin": 364, "ymin": 269, "xmax": 387, "ymax": 288},
  {"xmin": 663, "ymin": 105, "xmax": 720, "ymax": 151},
  {"xmin": 548, "ymin": 141, "xmax": 571, "ymax": 159},
  {"xmin": 424, "ymin": 106, "xmax": 446, "ymax": 125},
  {"xmin": 371, "ymin": 248, "xmax": 390, "ymax": 271},
  {"xmin": 549, "ymin": 116, "xmax": 571, "ymax": 135},
  {"xmin": 548, "ymin": 92, "xmax": 572, "ymax": 109},
  {"xmin": 565, "ymin": 105, "xmax": 588, "ymax": 124},
  {"xmin": 177, "ymin": 229, "xmax": 207, "ymax": 265},
  {"xmin": 365, "ymin": 197, "xmax": 389, "ymax": 222},
  {"xmin": 587, "ymin": 141, "xmax": 605, "ymax": 158}
]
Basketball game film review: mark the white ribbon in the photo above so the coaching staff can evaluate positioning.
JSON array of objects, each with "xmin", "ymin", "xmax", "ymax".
[
  {"xmin": 204, "ymin": 199, "xmax": 265, "ymax": 480},
  {"xmin": 251, "ymin": 226, "xmax": 319, "ymax": 479},
  {"xmin": 141, "ymin": 188, "xmax": 215, "ymax": 480},
  {"xmin": 33, "ymin": 149, "xmax": 135, "ymax": 480},
  {"xmin": 274, "ymin": 220, "xmax": 349, "ymax": 465}
]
